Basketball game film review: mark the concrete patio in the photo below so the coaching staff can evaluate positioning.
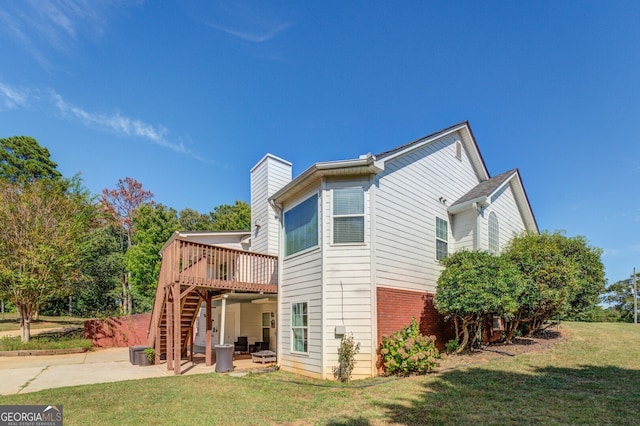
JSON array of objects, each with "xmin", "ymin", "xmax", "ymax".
[{"xmin": 0, "ymin": 347, "xmax": 273, "ymax": 395}]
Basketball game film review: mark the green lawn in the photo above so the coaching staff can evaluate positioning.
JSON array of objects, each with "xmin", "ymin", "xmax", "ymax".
[
  {"xmin": 0, "ymin": 313, "xmax": 87, "ymax": 333},
  {"xmin": 1, "ymin": 322, "xmax": 638, "ymax": 425}
]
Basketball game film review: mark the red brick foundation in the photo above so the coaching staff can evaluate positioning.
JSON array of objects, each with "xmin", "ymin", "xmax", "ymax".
[
  {"xmin": 84, "ymin": 314, "xmax": 151, "ymax": 348},
  {"xmin": 376, "ymin": 287, "xmax": 455, "ymax": 351}
]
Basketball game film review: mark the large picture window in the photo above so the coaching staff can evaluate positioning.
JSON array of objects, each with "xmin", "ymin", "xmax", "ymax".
[
  {"xmin": 284, "ymin": 194, "xmax": 318, "ymax": 256},
  {"xmin": 436, "ymin": 217, "xmax": 448, "ymax": 260},
  {"xmin": 333, "ymin": 187, "xmax": 364, "ymax": 244},
  {"xmin": 291, "ymin": 302, "xmax": 308, "ymax": 353}
]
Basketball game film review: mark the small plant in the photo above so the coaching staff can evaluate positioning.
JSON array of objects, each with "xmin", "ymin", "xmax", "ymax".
[
  {"xmin": 445, "ymin": 339, "xmax": 459, "ymax": 354},
  {"xmin": 379, "ymin": 318, "xmax": 440, "ymax": 376},
  {"xmin": 144, "ymin": 347, "xmax": 156, "ymax": 364},
  {"xmin": 333, "ymin": 333, "xmax": 360, "ymax": 383}
]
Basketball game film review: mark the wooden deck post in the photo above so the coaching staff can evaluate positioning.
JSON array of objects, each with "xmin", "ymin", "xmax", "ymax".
[
  {"xmin": 173, "ymin": 282, "xmax": 182, "ymax": 375},
  {"xmin": 205, "ymin": 291, "xmax": 212, "ymax": 366},
  {"xmin": 167, "ymin": 287, "xmax": 174, "ymax": 371}
]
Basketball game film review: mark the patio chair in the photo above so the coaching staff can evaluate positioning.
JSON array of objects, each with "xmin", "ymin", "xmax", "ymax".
[{"xmin": 234, "ymin": 336, "xmax": 248, "ymax": 352}]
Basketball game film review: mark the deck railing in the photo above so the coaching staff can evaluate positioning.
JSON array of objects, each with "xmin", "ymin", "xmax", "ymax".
[
  {"xmin": 168, "ymin": 239, "xmax": 278, "ymax": 292},
  {"xmin": 148, "ymin": 239, "xmax": 278, "ymax": 348}
]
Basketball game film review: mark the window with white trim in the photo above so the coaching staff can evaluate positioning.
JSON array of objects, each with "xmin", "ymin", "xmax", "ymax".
[
  {"xmin": 333, "ymin": 187, "xmax": 364, "ymax": 244},
  {"xmin": 436, "ymin": 217, "xmax": 448, "ymax": 260},
  {"xmin": 488, "ymin": 212, "xmax": 499, "ymax": 254},
  {"xmin": 291, "ymin": 302, "xmax": 308, "ymax": 353},
  {"xmin": 284, "ymin": 194, "xmax": 318, "ymax": 256}
]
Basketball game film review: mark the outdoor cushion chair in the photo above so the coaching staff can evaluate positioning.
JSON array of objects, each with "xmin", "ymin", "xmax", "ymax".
[{"xmin": 234, "ymin": 336, "xmax": 248, "ymax": 352}]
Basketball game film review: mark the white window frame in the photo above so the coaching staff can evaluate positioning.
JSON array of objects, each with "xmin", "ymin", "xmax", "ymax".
[
  {"xmin": 291, "ymin": 301, "xmax": 308, "ymax": 354},
  {"xmin": 488, "ymin": 211, "xmax": 499, "ymax": 254},
  {"xmin": 332, "ymin": 187, "xmax": 365, "ymax": 244},
  {"xmin": 436, "ymin": 216, "xmax": 449, "ymax": 260},
  {"xmin": 284, "ymin": 194, "xmax": 319, "ymax": 257}
]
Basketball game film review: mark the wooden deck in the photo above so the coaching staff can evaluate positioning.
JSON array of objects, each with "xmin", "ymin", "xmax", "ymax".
[{"xmin": 148, "ymin": 238, "xmax": 277, "ymax": 375}]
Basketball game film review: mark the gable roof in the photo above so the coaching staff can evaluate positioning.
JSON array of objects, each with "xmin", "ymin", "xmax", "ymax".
[
  {"xmin": 270, "ymin": 121, "xmax": 491, "ymax": 206},
  {"xmin": 448, "ymin": 168, "xmax": 538, "ymax": 232},
  {"xmin": 450, "ymin": 169, "xmax": 517, "ymax": 208},
  {"xmin": 374, "ymin": 121, "xmax": 490, "ymax": 182}
]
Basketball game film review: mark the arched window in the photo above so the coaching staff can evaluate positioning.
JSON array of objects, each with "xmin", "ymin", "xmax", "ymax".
[{"xmin": 488, "ymin": 212, "xmax": 499, "ymax": 253}]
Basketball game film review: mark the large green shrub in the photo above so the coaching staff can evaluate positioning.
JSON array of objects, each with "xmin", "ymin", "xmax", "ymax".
[{"xmin": 379, "ymin": 318, "xmax": 439, "ymax": 376}]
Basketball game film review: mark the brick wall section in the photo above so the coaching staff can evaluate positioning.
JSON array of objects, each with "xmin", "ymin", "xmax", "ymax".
[
  {"xmin": 84, "ymin": 314, "xmax": 151, "ymax": 348},
  {"xmin": 376, "ymin": 287, "xmax": 455, "ymax": 351}
]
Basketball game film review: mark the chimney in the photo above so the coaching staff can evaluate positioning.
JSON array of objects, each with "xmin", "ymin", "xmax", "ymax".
[{"xmin": 250, "ymin": 154, "xmax": 292, "ymax": 255}]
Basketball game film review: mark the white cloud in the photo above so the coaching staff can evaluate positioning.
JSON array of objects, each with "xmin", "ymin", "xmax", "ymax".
[
  {"xmin": 50, "ymin": 91, "xmax": 189, "ymax": 154},
  {"xmin": 202, "ymin": 0, "xmax": 293, "ymax": 43},
  {"xmin": 0, "ymin": 83, "xmax": 30, "ymax": 110},
  {"xmin": 0, "ymin": 80, "xmax": 205, "ymax": 160},
  {"xmin": 208, "ymin": 21, "xmax": 292, "ymax": 43},
  {"xmin": 0, "ymin": 1, "xmax": 139, "ymax": 67}
]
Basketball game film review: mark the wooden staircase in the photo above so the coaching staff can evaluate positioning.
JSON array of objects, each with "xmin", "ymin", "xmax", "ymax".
[
  {"xmin": 154, "ymin": 287, "xmax": 203, "ymax": 360},
  {"xmin": 147, "ymin": 237, "xmax": 278, "ymax": 374}
]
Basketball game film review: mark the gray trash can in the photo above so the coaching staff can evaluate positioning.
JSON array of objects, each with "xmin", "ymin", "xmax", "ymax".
[
  {"xmin": 129, "ymin": 345, "xmax": 147, "ymax": 365},
  {"xmin": 215, "ymin": 344, "xmax": 234, "ymax": 372}
]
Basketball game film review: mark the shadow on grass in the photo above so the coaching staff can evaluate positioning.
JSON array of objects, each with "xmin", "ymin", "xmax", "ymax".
[{"xmin": 376, "ymin": 365, "xmax": 640, "ymax": 425}]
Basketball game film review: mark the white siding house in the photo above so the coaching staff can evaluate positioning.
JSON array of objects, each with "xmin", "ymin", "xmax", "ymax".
[
  {"xmin": 258, "ymin": 121, "xmax": 537, "ymax": 380},
  {"xmin": 181, "ymin": 121, "xmax": 536, "ymax": 380}
]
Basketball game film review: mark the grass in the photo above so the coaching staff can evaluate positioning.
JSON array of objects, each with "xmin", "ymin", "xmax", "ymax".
[
  {"xmin": 0, "ymin": 313, "xmax": 87, "ymax": 333},
  {"xmin": 0, "ymin": 329, "xmax": 92, "ymax": 351},
  {"xmin": 0, "ymin": 322, "xmax": 639, "ymax": 425}
]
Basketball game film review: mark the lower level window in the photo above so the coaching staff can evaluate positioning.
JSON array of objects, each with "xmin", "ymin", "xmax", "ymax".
[{"xmin": 291, "ymin": 302, "xmax": 308, "ymax": 353}]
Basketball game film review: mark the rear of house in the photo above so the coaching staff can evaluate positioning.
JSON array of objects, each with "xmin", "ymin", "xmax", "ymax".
[{"xmin": 264, "ymin": 121, "xmax": 537, "ymax": 380}]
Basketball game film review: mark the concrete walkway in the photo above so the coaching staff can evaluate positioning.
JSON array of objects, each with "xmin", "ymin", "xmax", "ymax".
[{"xmin": 0, "ymin": 348, "xmax": 261, "ymax": 395}]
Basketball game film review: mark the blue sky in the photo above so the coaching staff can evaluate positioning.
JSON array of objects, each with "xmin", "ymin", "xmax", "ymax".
[{"xmin": 0, "ymin": 1, "xmax": 638, "ymax": 284}]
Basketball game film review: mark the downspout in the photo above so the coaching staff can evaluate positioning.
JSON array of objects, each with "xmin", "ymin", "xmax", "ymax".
[
  {"xmin": 473, "ymin": 202, "xmax": 481, "ymax": 250},
  {"xmin": 269, "ymin": 199, "xmax": 284, "ymax": 366}
]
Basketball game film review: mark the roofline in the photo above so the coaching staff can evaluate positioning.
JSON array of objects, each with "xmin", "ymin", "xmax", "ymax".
[
  {"xmin": 250, "ymin": 153, "xmax": 292, "ymax": 173},
  {"xmin": 160, "ymin": 230, "xmax": 252, "ymax": 254},
  {"xmin": 269, "ymin": 153, "xmax": 383, "ymax": 205},
  {"xmin": 447, "ymin": 169, "xmax": 538, "ymax": 232},
  {"xmin": 375, "ymin": 121, "xmax": 490, "ymax": 181}
]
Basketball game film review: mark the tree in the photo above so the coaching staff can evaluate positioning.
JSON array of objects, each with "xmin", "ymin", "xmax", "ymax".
[
  {"xmin": 603, "ymin": 275, "xmax": 637, "ymax": 322},
  {"xmin": 434, "ymin": 250, "xmax": 524, "ymax": 352},
  {"xmin": 100, "ymin": 177, "xmax": 154, "ymax": 314},
  {"xmin": 0, "ymin": 136, "xmax": 62, "ymax": 182},
  {"xmin": 0, "ymin": 178, "xmax": 96, "ymax": 342},
  {"xmin": 504, "ymin": 231, "xmax": 605, "ymax": 337},
  {"xmin": 179, "ymin": 208, "xmax": 214, "ymax": 231},
  {"xmin": 125, "ymin": 204, "xmax": 180, "ymax": 312},
  {"xmin": 209, "ymin": 200, "xmax": 251, "ymax": 230}
]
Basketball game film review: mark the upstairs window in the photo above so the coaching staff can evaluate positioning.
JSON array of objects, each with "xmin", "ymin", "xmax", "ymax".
[
  {"xmin": 333, "ymin": 188, "xmax": 364, "ymax": 244},
  {"xmin": 284, "ymin": 194, "xmax": 318, "ymax": 256},
  {"xmin": 436, "ymin": 217, "xmax": 448, "ymax": 260},
  {"xmin": 488, "ymin": 212, "xmax": 499, "ymax": 254}
]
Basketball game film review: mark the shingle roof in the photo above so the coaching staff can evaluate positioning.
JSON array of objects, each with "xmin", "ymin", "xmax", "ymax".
[{"xmin": 450, "ymin": 169, "xmax": 518, "ymax": 207}]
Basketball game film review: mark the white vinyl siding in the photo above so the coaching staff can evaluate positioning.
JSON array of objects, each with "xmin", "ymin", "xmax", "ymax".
[
  {"xmin": 323, "ymin": 178, "xmax": 374, "ymax": 380},
  {"xmin": 333, "ymin": 187, "xmax": 365, "ymax": 244},
  {"xmin": 250, "ymin": 154, "xmax": 292, "ymax": 256},
  {"xmin": 374, "ymin": 132, "xmax": 480, "ymax": 293},
  {"xmin": 487, "ymin": 184, "xmax": 526, "ymax": 249},
  {"xmin": 279, "ymin": 189, "xmax": 323, "ymax": 379},
  {"xmin": 284, "ymin": 194, "xmax": 318, "ymax": 256}
]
